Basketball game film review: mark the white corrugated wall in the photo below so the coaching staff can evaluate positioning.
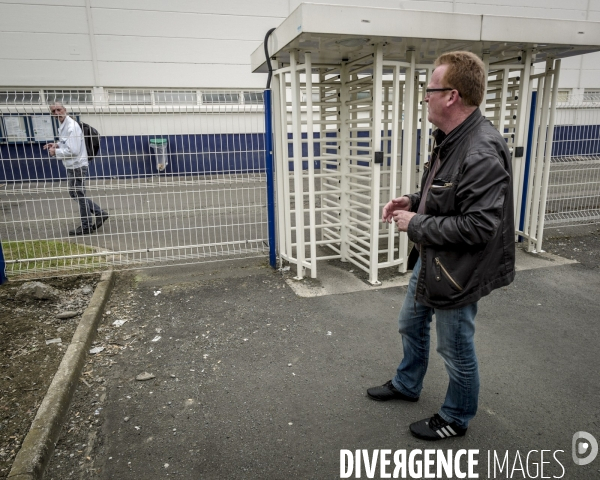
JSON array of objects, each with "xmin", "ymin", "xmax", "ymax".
[{"xmin": 1, "ymin": 0, "xmax": 600, "ymax": 90}]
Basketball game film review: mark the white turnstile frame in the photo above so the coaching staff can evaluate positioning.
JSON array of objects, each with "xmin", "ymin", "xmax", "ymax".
[{"xmin": 253, "ymin": 4, "xmax": 600, "ymax": 281}]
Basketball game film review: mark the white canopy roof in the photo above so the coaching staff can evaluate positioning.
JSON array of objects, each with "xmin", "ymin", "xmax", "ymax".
[{"xmin": 251, "ymin": 3, "xmax": 600, "ymax": 72}]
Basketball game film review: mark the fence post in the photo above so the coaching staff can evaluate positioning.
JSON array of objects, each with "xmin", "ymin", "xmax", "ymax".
[
  {"xmin": 264, "ymin": 89, "xmax": 277, "ymax": 269},
  {"xmin": 0, "ymin": 239, "xmax": 7, "ymax": 284},
  {"xmin": 519, "ymin": 90, "xmax": 537, "ymax": 241}
]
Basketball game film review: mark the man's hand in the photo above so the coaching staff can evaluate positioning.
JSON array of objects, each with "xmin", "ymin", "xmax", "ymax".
[
  {"xmin": 382, "ymin": 196, "xmax": 411, "ymax": 223},
  {"xmin": 43, "ymin": 143, "xmax": 57, "ymax": 157},
  {"xmin": 392, "ymin": 210, "xmax": 416, "ymax": 232}
]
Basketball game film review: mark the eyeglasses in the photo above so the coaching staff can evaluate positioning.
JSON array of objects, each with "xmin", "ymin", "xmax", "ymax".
[{"xmin": 425, "ymin": 88, "xmax": 453, "ymax": 95}]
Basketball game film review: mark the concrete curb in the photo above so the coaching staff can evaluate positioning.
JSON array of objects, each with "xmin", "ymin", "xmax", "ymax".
[{"xmin": 7, "ymin": 270, "xmax": 116, "ymax": 480}]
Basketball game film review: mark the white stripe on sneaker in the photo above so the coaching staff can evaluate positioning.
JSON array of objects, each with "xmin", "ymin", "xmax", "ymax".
[
  {"xmin": 436, "ymin": 429, "xmax": 446, "ymax": 438},
  {"xmin": 446, "ymin": 426, "xmax": 457, "ymax": 436},
  {"xmin": 441, "ymin": 427, "xmax": 452, "ymax": 437}
]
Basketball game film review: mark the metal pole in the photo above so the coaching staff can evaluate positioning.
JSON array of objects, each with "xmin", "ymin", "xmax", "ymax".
[
  {"xmin": 276, "ymin": 70, "xmax": 292, "ymax": 266},
  {"xmin": 304, "ymin": 52, "xmax": 318, "ymax": 278},
  {"xmin": 264, "ymin": 89, "xmax": 277, "ymax": 269},
  {"xmin": 536, "ymin": 58, "xmax": 561, "ymax": 252},
  {"xmin": 519, "ymin": 90, "xmax": 537, "ymax": 240},
  {"xmin": 339, "ymin": 62, "xmax": 350, "ymax": 262},
  {"xmin": 524, "ymin": 74, "xmax": 544, "ymax": 249},
  {"xmin": 498, "ymin": 66, "xmax": 510, "ymax": 134},
  {"xmin": 290, "ymin": 50, "xmax": 305, "ymax": 279},
  {"xmin": 529, "ymin": 59, "xmax": 553, "ymax": 251},
  {"xmin": 0, "ymin": 239, "xmax": 7, "ymax": 285},
  {"xmin": 513, "ymin": 49, "xmax": 533, "ymax": 226},
  {"xmin": 388, "ymin": 64, "xmax": 400, "ymax": 267},
  {"xmin": 418, "ymin": 68, "xmax": 432, "ymax": 192},
  {"xmin": 271, "ymin": 64, "xmax": 286, "ymax": 269},
  {"xmin": 368, "ymin": 44, "xmax": 384, "ymax": 285},
  {"xmin": 400, "ymin": 49, "xmax": 416, "ymax": 275},
  {"xmin": 480, "ymin": 50, "xmax": 490, "ymax": 116}
]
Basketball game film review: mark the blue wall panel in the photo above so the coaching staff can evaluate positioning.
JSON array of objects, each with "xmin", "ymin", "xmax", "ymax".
[
  {"xmin": 1, "ymin": 125, "xmax": 599, "ymax": 182},
  {"xmin": 0, "ymin": 133, "xmax": 266, "ymax": 182},
  {"xmin": 551, "ymin": 125, "xmax": 600, "ymax": 157}
]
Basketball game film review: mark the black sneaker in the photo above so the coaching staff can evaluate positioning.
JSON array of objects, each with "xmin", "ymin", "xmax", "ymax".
[
  {"xmin": 69, "ymin": 225, "xmax": 96, "ymax": 236},
  {"xmin": 95, "ymin": 212, "xmax": 109, "ymax": 229},
  {"xmin": 410, "ymin": 413, "xmax": 467, "ymax": 441},
  {"xmin": 367, "ymin": 380, "xmax": 419, "ymax": 402}
]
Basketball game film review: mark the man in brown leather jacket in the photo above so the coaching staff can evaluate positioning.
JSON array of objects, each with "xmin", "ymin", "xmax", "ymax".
[{"xmin": 367, "ymin": 51, "xmax": 516, "ymax": 441}]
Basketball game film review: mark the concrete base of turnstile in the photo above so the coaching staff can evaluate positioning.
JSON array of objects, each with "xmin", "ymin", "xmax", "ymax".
[{"xmin": 283, "ymin": 246, "xmax": 577, "ymax": 298}]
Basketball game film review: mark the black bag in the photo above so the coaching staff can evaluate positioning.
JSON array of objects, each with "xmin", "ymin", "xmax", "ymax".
[{"xmin": 78, "ymin": 121, "xmax": 100, "ymax": 160}]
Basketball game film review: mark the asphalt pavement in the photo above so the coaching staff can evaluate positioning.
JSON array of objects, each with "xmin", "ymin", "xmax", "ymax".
[{"xmin": 47, "ymin": 249, "xmax": 600, "ymax": 479}]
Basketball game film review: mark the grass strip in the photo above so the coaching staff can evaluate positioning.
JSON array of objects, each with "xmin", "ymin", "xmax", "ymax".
[{"xmin": 2, "ymin": 240, "xmax": 105, "ymax": 276}]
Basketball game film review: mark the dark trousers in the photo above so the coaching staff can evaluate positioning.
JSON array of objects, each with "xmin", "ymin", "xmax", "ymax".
[{"xmin": 66, "ymin": 166, "xmax": 104, "ymax": 229}]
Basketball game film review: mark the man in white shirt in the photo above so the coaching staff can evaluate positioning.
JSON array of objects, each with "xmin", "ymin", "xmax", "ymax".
[{"xmin": 44, "ymin": 102, "xmax": 108, "ymax": 235}]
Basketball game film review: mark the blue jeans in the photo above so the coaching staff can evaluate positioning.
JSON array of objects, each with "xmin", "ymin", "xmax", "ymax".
[
  {"xmin": 392, "ymin": 258, "xmax": 479, "ymax": 429},
  {"xmin": 67, "ymin": 166, "xmax": 104, "ymax": 229}
]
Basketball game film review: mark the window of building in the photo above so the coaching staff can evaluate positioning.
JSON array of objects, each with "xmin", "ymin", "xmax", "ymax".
[
  {"xmin": 154, "ymin": 90, "xmax": 197, "ymax": 105},
  {"xmin": 0, "ymin": 91, "xmax": 42, "ymax": 104},
  {"xmin": 243, "ymin": 91, "xmax": 264, "ymax": 105},
  {"xmin": 583, "ymin": 89, "xmax": 600, "ymax": 102},
  {"xmin": 0, "ymin": 88, "xmax": 264, "ymax": 110},
  {"xmin": 107, "ymin": 89, "xmax": 152, "ymax": 105},
  {"xmin": 201, "ymin": 92, "xmax": 240, "ymax": 104},
  {"xmin": 556, "ymin": 89, "xmax": 571, "ymax": 102},
  {"xmin": 45, "ymin": 89, "xmax": 93, "ymax": 105}
]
